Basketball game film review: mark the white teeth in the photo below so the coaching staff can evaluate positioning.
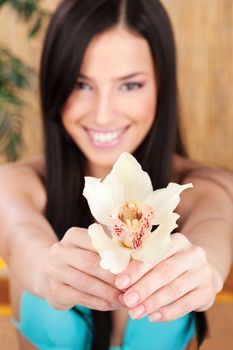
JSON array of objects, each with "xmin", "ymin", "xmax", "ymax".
[{"xmin": 89, "ymin": 130, "xmax": 122, "ymax": 143}]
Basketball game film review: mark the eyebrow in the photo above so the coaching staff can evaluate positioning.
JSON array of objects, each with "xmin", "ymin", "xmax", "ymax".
[{"xmin": 78, "ymin": 72, "xmax": 148, "ymax": 82}]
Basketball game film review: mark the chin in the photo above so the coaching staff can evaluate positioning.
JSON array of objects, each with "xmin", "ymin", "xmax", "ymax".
[
  {"xmin": 90, "ymin": 152, "xmax": 120, "ymax": 169},
  {"xmin": 84, "ymin": 147, "xmax": 131, "ymax": 177}
]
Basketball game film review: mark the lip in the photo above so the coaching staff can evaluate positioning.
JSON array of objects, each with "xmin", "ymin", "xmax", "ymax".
[{"xmin": 83, "ymin": 125, "xmax": 130, "ymax": 148}]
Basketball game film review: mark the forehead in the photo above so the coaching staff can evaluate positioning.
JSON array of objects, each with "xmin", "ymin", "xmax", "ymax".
[{"xmin": 80, "ymin": 26, "xmax": 155, "ymax": 78}]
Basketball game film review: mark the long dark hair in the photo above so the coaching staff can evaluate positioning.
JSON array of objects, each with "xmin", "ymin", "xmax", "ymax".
[{"xmin": 40, "ymin": 0, "xmax": 207, "ymax": 348}]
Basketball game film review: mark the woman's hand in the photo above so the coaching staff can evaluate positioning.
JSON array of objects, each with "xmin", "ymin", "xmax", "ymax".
[
  {"xmin": 42, "ymin": 227, "xmax": 123, "ymax": 311},
  {"xmin": 115, "ymin": 233, "xmax": 222, "ymax": 321}
]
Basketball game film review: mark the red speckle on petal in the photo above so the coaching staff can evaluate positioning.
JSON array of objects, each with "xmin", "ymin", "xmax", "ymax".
[
  {"xmin": 132, "ymin": 226, "xmax": 146, "ymax": 249},
  {"xmin": 114, "ymin": 224, "xmax": 123, "ymax": 237},
  {"xmin": 132, "ymin": 210, "xmax": 154, "ymax": 249}
]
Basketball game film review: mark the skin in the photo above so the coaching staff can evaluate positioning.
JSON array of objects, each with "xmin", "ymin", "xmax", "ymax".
[
  {"xmin": 0, "ymin": 26, "xmax": 233, "ymax": 348},
  {"xmin": 62, "ymin": 26, "xmax": 157, "ymax": 178}
]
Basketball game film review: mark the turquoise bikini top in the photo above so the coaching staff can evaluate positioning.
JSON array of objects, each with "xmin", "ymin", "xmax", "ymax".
[{"xmin": 13, "ymin": 291, "xmax": 196, "ymax": 350}]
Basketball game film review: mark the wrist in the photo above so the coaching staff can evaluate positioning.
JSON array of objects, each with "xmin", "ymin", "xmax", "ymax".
[
  {"xmin": 33, "ymin": 247, "xmax": 51, "ymax": 298},
  {"xmin": 209, "ymin": 262, "xmax": 224, "ymax": 294}
]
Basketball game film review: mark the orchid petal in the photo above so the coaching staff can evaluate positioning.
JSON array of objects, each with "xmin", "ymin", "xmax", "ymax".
[
  {"xmin": 103, "ymin": 153, "xmax": 153, "ymax": 204},
  {"xmin": 88, "ymin": 223, "xmax": 132, "ymax": 274},
  {"xmin": 83, "ymin": 177, "xmax": 114, "ymax": 225},
  {"xmin": 131, "ymin": 213, "xmax": 179, "ymax": 264},
  {"xmin": 144, "ymin": 183, "xmax": 193, "ymax": 225}
]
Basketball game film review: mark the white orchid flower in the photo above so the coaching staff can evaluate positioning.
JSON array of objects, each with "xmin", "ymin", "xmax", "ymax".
[{"xmin": 83, "ymin": 152, "xmax": 192, "ymax": 274}]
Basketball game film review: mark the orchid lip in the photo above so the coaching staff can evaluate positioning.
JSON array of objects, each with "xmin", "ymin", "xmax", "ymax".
[{"xmin": 111, "ymin": 201, "xmax": 154, "ymax": 250}]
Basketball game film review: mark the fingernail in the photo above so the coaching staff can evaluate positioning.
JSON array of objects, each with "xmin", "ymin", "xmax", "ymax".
[
  {"xmin": 124, "ymin": 292, "xmax": 140, "ymax": 307},
  {"xmin": 115, "ymin": 275, "xmax": 130, "ymax": 289},
  {"xmin": 129, "ymin": 304, "xmax": 145, "ymax": 319},
  {"xmin": 118, "ymin": 294, "xmax": 125, "ymax": 305},
  {"xmin": 149, "ymin": 312, "xmax": 162, "ymax": 322}
]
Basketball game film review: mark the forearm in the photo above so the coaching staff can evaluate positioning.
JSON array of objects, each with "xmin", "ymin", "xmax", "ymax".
[
  {"xmin": 7, "ymin": 221, "xmax": 58, "ymax": 297},
  {"xmin": 181, "ymin": 217, "xmax": 232, "ymax": 292},
  {"xmin": 179, "ymin": 171, "xmax": 233, "ymax": 292}
]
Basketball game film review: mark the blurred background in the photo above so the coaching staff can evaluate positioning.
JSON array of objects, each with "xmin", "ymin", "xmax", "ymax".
[{"xmin": 0, "ymin": 0, "xmax": 232, "ymax": 349}]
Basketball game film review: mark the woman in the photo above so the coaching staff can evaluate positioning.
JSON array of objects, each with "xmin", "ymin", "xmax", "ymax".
[{"xmin": 0, "ymin": 0, "xmax": 232, "ymax": 349}]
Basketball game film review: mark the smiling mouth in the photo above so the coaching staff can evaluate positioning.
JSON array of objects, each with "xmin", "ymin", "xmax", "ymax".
[{"xmin": 83, "ymin": 126, "xmax": 130, "ymax": 147}]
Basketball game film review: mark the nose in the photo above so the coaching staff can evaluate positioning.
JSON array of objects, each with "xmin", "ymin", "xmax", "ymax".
[{"xmin": 93, "ymin": 90, "xmax": 113, "ymax": 126}]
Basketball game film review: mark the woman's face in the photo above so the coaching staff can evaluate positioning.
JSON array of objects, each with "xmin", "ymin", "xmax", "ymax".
[{"xmin": 62, "ymin": 26, "xmax": 157, "ymax": 177}]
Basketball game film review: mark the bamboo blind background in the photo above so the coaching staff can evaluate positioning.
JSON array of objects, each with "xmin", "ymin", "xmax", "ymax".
[{"xmin": 0, "ymin": 0, "xmax": 232, "ymax": 170}]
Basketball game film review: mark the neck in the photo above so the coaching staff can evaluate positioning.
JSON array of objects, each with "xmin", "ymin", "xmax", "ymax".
[{"xmin": 86, "ymin": 162, "xmax": 111, "ymax": 180}]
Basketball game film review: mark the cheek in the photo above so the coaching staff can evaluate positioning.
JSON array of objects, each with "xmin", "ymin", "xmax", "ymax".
[
  {"xmin": 62, "ymin": 93, "xmax": 90, "ymax": 123},
  {"xmin": 129, "ymin": 92, "xmax": 157, "ymax": 124}
]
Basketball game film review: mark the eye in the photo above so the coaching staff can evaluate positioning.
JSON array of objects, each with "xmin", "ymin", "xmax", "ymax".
[
  {"xmin": 120, "ymin": 82, "xmax": 144, "ymax": 92},
  {"xmin": 74, "ymin": 81, "xmax": 92, "ymax": 91}
]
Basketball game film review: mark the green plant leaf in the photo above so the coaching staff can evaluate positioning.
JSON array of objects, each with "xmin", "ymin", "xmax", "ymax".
[
  {"xmin": 0, "ymin": 0, "xmax": 50, "ymax": 160},
  {"xmin": 11, "ymin": 0, "xmax": 37, "ymax": 21},
  {"xmin": 28, "ymin": 16, "xmax": 42, "ymax": 38},
  {"xmin": 0, "ymin": 111, "xmax": 23, "ymax": 161},
  {"xmin": 0, "ymin": 49, "xmax": 32, "ymax": 160},
  {"xmin": 0, "ymin": 0, "xmax": 9, "ymax": 7}
]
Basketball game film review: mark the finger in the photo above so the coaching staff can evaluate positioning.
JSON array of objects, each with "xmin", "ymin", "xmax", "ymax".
[
  {"xmin": 148, "ymin": 288, "xmax": 207, "ymax": 322},
  {"xmin": 51, "ymin": 265, "xmax": 122, "ymax": 307},
  {"xmin": 115, "ymin": 259, "xmax": 154, "ymax": 290},
  {"xmin": 122, "ymin": 247, "xmax": 203, "ymax": 308},
  {"xmin": 164, "ymin": 232, "xmax": 192, "ymax": 258},
  {"xmin": 62, "ymin": 246, "xmax": 116, "ymax": 287},
  {"xmin": 62, "ymin": 227, "xmax": 95, "ymax": 251},
  {"xmin": 115, "ymin": 233, "xmax": 191, "ymax": 290},
  {"xmin": 128, "ymin": 267, "xmax": 208, "ymax": 319},
  {"xmin": 47, "ymin": 283, "xmax": 119, "ymax": 311}
]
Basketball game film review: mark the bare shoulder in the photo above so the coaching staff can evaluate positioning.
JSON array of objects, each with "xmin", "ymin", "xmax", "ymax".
[
  {"xmin": 172, "ymin": 153, "xmax": 233, "ymax": 196},
  {"xmin": 172, "ymin": 154, "xmax": 208, "ymax": 182},
  {"xmin": 0, "ymin": 155, "xmax": 46, "ymax": 213},
  {"xmin": 172, "ymin": 154, "xmax": 233, "ymax": 222}
]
